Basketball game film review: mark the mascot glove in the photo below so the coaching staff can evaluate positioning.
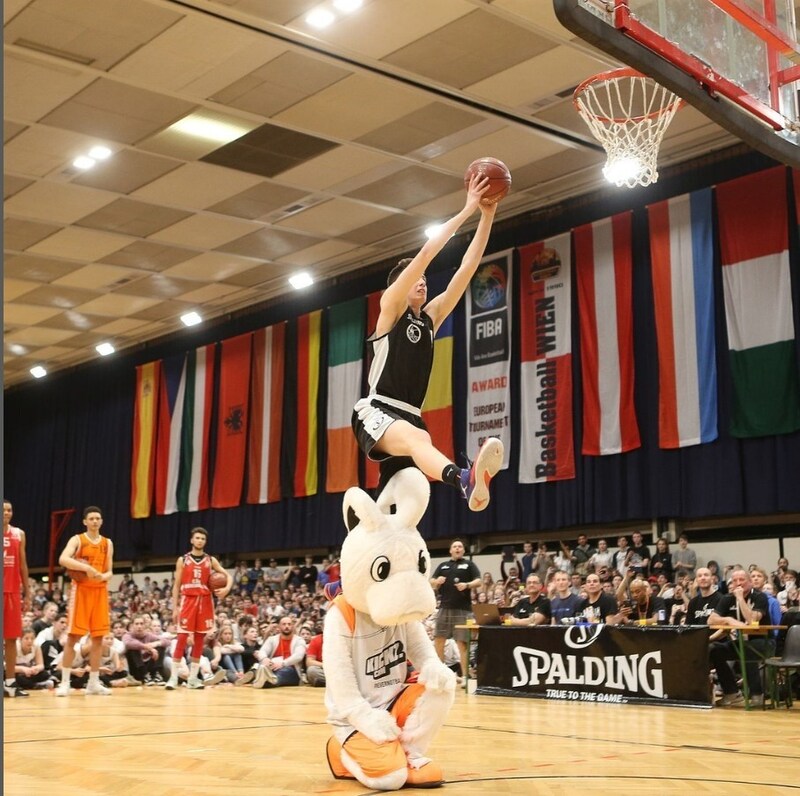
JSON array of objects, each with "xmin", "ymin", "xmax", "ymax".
[
  {"xmin": 348, "ymin": 701, "xmax": 402, "ymax": 744},
  {"xmin": 417, "ymin": 659, "xmax": 457, "ymax": 694}
]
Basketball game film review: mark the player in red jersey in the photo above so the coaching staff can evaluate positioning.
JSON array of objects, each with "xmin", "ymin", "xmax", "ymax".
[
  {"xmin": 4, "ymin": 500, "xmax": 31, "ymax": 698},
  {"xmin": 166, "ymin": 527, "xmax": 231, "ymax": 689}
]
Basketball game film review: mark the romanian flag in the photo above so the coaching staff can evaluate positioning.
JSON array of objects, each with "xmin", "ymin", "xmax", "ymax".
[
  {"xmin": 247, "ymin": 323, "xmax": 285, "ymax": 504},
  {"xmin": 363, "ymin": 290, "xmax": 382, "ymax": 490},
  {"xmin": 422, "ymin": 271, "xmax": 455, "ymax": 463},
  {"xmin": 717, "ymin": 166, "xmax": 800, "ymax": 437},
  {"xmin": 284, "ymin": 310, "xmax": 322, "ymax": 497},
  {"xmin": 131, "ymin": 360, "xmax": 160, "ymax": 518},
  {"xmin": 575, "ymin": 212, "xmax": 641, "ymax": 455},
  {"xmin": 648, "ymin": 188, "xmax": 717, "ymax": 448},
  {"xmin": 211, "ymin": 333, "xmax": 252, "ymax": 508},
  {"xmin": 326, "ymin": 298, "xmax": 365, "ymax": 493}
]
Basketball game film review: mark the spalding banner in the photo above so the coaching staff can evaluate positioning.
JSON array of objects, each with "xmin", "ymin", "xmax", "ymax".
[{"xmin": 476, "ymin": 625, "xmax": 711, "ymax": 708}]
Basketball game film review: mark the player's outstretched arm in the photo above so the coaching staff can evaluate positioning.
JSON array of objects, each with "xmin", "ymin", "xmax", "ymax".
[
  {"xmin": 426, "ymin": 201, "xmax": 496, "ymax": 331},
  {"xmin": 377, "ymin": 174, "xmax": 489, "ymax": 331}
]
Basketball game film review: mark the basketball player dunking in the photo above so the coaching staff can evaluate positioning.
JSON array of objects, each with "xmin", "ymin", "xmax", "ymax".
[
  {"xmin": 166, "ymin": 527, "xmax": 231, "ymax": 690},
  {"xmin": 57, "ymin": 506, "xmax": 114, "ymax": 696},
  {"xmin": 352, "ymin": 173, "xmax": 504, "ymax": 510}
]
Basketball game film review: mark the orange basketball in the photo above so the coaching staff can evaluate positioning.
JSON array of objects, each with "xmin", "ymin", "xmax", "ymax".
[
  {"xmin": 66, "ymin": 569, "xmax": 87, "ymax": 583},
  {"xmin": 464, "ymin": 157, "xmax": 511, "ymax": 205},
  {"xmin": 208, "ymin": 571, "xmax": 228, "ymax": 591}
]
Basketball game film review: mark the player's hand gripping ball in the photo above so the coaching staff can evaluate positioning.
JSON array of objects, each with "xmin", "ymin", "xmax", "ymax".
[
  {"xmin": 208, "ymin": 571, "xmax": 228, "ymax": 592},
  {"xmin": 464, "ymin": 157, "xmax": 511, "ymax": 205}
]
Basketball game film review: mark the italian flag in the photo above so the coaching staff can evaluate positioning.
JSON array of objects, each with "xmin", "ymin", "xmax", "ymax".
[
  {"xmin": 717, "ymin": 166, "xmax": 800, "ymax": 437},
  {"xmin": 326, "ymin": 298, "xmax": 365, "ymax": 493}
]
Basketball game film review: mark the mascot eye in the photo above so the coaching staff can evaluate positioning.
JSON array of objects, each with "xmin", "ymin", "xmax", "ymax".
[
  {"xmin": 370, "ymin": 556, "xmax": 391, "ymax": 582},
  {"xmin": 418, "ymin": 551, "xmax": 427, "ymax": 574}
]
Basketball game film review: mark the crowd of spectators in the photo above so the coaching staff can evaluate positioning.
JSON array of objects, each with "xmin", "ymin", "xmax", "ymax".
[{"xmin": 11, "ymin": 537, "xmax": 799, "ymax": 702}]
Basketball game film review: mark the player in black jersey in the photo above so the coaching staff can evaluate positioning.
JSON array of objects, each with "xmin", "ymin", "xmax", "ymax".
[{"xmin": 353, "ymin": 172, "xmax": 503, "ymax": 511}]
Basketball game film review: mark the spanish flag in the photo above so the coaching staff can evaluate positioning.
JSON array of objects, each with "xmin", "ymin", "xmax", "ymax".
[{"xmin": 130, "ymin": 361, "xmax": 160, "ymax": 518}]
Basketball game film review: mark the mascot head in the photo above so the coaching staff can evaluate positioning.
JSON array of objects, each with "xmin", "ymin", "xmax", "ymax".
[{"xmin": 340, "ymin": 468, "xmax": 436, "ymax": 626}]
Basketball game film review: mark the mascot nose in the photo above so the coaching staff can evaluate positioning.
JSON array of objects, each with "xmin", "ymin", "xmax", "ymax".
[{"xmin": 367, "ymin": 570, "xmax": 436, "ymax": 627}]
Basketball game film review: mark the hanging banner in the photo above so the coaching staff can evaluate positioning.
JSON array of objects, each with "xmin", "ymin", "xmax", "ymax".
[
  {"xmin": 476, "ymin": 625, "xmax": 711, "ymax": 708},
  {"xmin": 465, "ymin": 249, "xmax": 513, "ymax": 468},
  {"xmin": 518, "ymin": 234, "xmax": 575, "ymax": 483}
]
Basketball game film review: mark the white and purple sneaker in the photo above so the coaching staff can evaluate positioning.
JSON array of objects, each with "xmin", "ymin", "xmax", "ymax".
[{"xmin": 460, "ymin": 437, "xmax": 503, "ymax": 511}]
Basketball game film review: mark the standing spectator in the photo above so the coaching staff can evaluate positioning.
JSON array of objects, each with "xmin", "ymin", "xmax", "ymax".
[
  {"xmin": 672, "ymin": 534, "xmax": 697, "ymax": 579},
  {"xmin": 263, "ymin": 558, "xmax": 283, "ymax": 590},
  {"xmin": 509, "ymin": 575, "xmax": 551, "ymax": 626},
  {"xmin": 613, "ymin": 536, "xmax": 633, "ymax": 578},
  {"xmin": 299, "ymin": 556, "xmax": 319, "ymax": 591},
  {"xmin": 569, "ymin": 573, "xmax": 583, "ymax": 596},
  {"xmin": 253, "ymin": 616, "xmax": 306, "ymax": 688},
  {"xmin": 589, "ymin": 539, "xmax": 613, "ymax": 573},
  {"xmin": 431, "ymin": 539, "xmax": 481, "ymax": 682},
  {"xmin": 650, "ymin": 538, "xmax": 674, "ymax": 582},
  {"xmin": 532, "ymin": 543, "xmax": 554, "ymax": 582},
  {"xmin": 123, "ymin": 614, "xmax": 169, "ymax": 685},
  {"xmin": 686, "ymin": 568, "xmax": 722, "ymax": 625},
  {"xmin": 166, "ymin": 527, "xmax": 231, "ymax": 690},
  {"xmin": 549, "ymin": 571, "xmax": 584, "ymax": 624},
  {"xmin": 3, "ymin": 499, "xmax": 31, "ymax": 698},
  {"xmin": 245, "ymin": 559, "xmax": 263, "ymax": 594},
  {"xmin": 570, "ymin": 534, "xmax": 596, "ymax": 578},
  {"xmin": 284, "ymin": 560, "xmax": 302, "ymax": 589},
  {"xmin": 553, "ymin": 542, "xmax": 574, "ymax": 575},
  {"xmin": 519, "ymin": 541, "xmax": 535, "ymax": 581},
  {"xmin": 305, "ymin": 632, "xmax": 325, "ymax": 687},
  {"xmin": 56, "ymin": 506, "xmax": 114, "ymax": 697},
  {"xmin": 629, "ymin": 531, "xmax": 651, "ymax": 578}
]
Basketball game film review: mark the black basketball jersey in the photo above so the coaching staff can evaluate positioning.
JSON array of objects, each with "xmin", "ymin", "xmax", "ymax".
[{"xmin": 367, "ymin": 308, "xmax": 434, "ymax": 410}]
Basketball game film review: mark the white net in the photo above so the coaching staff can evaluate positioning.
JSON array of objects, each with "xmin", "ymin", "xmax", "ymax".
[{"xmin": 574, "ymin": 69, "xmax": 684, "ymax": 188}]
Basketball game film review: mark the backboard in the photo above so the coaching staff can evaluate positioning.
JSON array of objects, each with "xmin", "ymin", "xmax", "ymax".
[{"xmin": 555, "ymin": 0, "xmax": 800, "ymax": 166}]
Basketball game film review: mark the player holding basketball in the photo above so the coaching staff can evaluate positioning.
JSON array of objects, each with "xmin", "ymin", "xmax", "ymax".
[
  {"xmin": 4, "ymin": 500, "xmax": 31, "ymax": 698},
  {"xmin": 56, "ymin": 505, "xmax": 114, "ymax": 696},
  {"xmin": 166, "ymin": 527, "xmax": 231, "ymax": 690},
  {"xmin": 353, "ymin": 172, "xmax": 503, "ymax": 509}
]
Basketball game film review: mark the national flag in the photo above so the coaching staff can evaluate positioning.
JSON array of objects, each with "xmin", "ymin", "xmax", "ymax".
[
  {"xmin": 717, "ymin": 166, "xmax": 800, "ymax": 437},
  {"xmin": 326, "ymin": 298, "xmax": 365, "ymax": 493},
  {"xmin": 211, "ymin": 333, "xmax": 252, "ymax": 508},
  {"xmin": 518, "ymin": 234, "xmax": 575, "ymax": 482},
  {"xmin": 155, "ymin": 354, "xmax": 188, "ymax": 515},
  {"xmin": 575, "ymin": 212, "xmax": 641, "ymax": 455},
  {"xmin": 285, "ymin": 310, "xmax": 322, "ymax": 497},
  {"xmin": 364, "ymin": 290, "xmax": 382, "ymax": 490},
  {"xmin": 247, "ymin": 323, "xmax": 285, "ymax": 504},
  {"xmin": 131, "ymin": 360, "xmax": 160, "ymax": 518},
  {"xmin": 648, "ymin": 188, "xmax": 718, "ymax": 448},
  {"xmin": 422, "ymin": 270, "xmax": 455, "ymax": 463}
]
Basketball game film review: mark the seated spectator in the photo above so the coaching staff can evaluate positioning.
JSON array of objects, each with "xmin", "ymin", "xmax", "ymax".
[
  {"xmin": 252, "ymin": 616, "xmax": 306, "ymax": 688},
  {"xmin": 31, "ymin": 602, "xmax": 58, "ymax": 636},
  {"xmin": 707, "ymin": 561, "xmax": 728, "ymax": 594},
  {"xmin": 305, "ymin": 632, "xmax": 325, "ymax": 687},
  {"xmin": 34, "ymin": 612, "xmax": 68, "ymax": 649},
  {"xmin": 15, "ymin": 629, "xmax": 55, "ymax": 691},
  {"xmin": 581, "ymin": 573, "xmax": 620, "ymax": 624},
  {"xmin": 123, "ymin": 614, "xmax": 169, "ymax": 686},
  {"xmin": 666, "ymin": 583, "xmax": 689, "ymax": 625},
  {"xmin": 650, "ymin": 537, "xmax": 674, "ymax": 582},
  {"xmin": 216, "ymin": 625, "xmax": 245, "ymax": 681},
  {"xmin": 569, "ymin": 573, "xmax": 583, "ymax": 596},
  {"xmin": 617, "ymin": 575, "xmax": 667, "ymax": 625},
  {"xmin": 94, "ymin": 633, "xmax": 130, "ymax": 688},
  {"xmin": 778, "ymin": 570, "xmax": 797, "ymax": 610},
  {"xmin": 686, "ymin": 568, "xmax": 722, "ymax": 625},
  {"xmin": 550, "ymin": 571, "xmax": 584, "ymax": 624},
  {"xmin": 508, "ymin": 575, "xmax": 551, "ymax": 626}
]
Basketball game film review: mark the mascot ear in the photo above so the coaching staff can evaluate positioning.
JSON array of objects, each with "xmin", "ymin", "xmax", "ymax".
[
  {"xmin": 342, "ymin": 486, "xmax": 384, "ymax": 534},
  {"xmin": 376, "ymin": 467, "xmax": 430, "ymax": 528}
]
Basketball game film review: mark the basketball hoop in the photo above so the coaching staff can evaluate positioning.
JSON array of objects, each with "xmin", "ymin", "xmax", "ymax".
[{"xmin": 574, "ymin": 68, "xmax": 684, "ymax": 188}]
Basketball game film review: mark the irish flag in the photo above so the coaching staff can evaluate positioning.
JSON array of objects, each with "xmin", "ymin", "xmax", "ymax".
[
  {"xmin": 717, "ymin": 166, "xmax": 800, "ymax": 437},
  {"xmin": 247, "ymin": 323, "xmax": 285, "ymax": 504},
  {"xmin": 648, "ymin": 188, "xmax": 717, "ymax": 448},
  {"xmin": 326, "ymin": 298, "xmax": 364, "ymax": 493},
  {"xmin": 575, "ymin": 212, "xmax": 641, "ymax": 455},
  {"xmin": 131, "ymin": 360, "xmax": 160, "ymax": 518}
]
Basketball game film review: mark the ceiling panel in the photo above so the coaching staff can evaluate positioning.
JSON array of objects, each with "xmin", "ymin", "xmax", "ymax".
[
  {"xmin": 75, "ymin": 198, "xmax": 192, "ymax": 237},
  {"xmin": 3, "ymin": 218, "xmax": 61, "ymax": 250},
  {"xmin": 27, "ymin": 226, "xmax": 135, "ymax": 260},
  {"xmin": 5, "ymin": 180, "xmax": 115, "ymax": 224}
]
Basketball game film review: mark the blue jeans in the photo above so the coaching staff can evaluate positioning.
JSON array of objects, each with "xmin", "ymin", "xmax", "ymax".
[
  {"xmin": 221, "ymin": 653, "xmax": 243, "ymax": 674},
  {"xmin": 273, "ymin": 666, "xmax": 300, "ymax": 687}
]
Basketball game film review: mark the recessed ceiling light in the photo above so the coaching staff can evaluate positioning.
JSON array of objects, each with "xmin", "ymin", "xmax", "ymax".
[
  {"xmin": 181, "ymin": 311, "xmax": 203, "ymax": 327},
  {"xmin": 306, "ymin": 8, "xmax": 335, "ymax": 28},
  {"xmin": 73, "ymin": 155, "xmax": 96, "ymax": 170},
  {"xmin": 333, "ymin": 0, "xmax": 363, "ymax": 11},
  {"xmin": 30, "ymin": 365, "xmax": 47, "ymax": 379},
  {"xmin": 88, "ymin": 145, "xmax": 112, "ymax": 160},
  {"xmin": 170, "ymin": 113, "xmax": 251, "ymax": 144},
  {"xmin": 8, "ymin": 343, "xmax": 27, "ymax": 355},
  {"xmin": 289, "ymin": 272, "xmax": 314, "ymax": 289},
  {"xmin": 96, "ymin": 342, "xmax": 115, "ymax": 356}
]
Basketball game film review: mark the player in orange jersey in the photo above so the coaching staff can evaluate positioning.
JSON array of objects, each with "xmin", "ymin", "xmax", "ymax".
[{"xmin": 56, "ymin": 506, "xmax": 114, "ymax": 696}]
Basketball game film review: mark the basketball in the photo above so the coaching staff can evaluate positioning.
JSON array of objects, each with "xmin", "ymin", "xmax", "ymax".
[
  {"xmin": 208, "ymin": 571, "xmax": 228, "ymax": 591},
  {"xmin": 66, "ymin": 569, "xmax": 87, "ymax": 583},
  {"xmin": 464, "ymin": 157, "xmax": 511, "ymax": 205}
]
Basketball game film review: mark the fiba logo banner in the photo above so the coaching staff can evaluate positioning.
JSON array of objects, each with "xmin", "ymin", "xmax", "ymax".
[
  {"xmin": 563, "ymin": 624, "xmax": 604, "ymax": 649},
  {"xmin": 465, "ymin": 249, "xmax": 513, "ymax": 467}
]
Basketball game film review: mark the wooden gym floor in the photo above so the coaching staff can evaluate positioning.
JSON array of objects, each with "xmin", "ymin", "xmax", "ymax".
[{"xmin": 3, "ymin": 686, "xmax": 797, "ymax": 795}]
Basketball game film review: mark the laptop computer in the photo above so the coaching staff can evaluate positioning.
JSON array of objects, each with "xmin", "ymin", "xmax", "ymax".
[{"xmin": 472, "ymin": 603, "xmax": 503, "ymax": 626}]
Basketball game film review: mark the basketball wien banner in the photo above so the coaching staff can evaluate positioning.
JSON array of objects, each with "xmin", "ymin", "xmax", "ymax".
[
  {"xmin": 247, "ymin": 323, "xmax": 285, "ymax": 504},
  {"xmin": 131, "ymin": 360, "xmax": 160, "ymax": 518},
  {"xmin": 648, "ymin": 188, "xmax": 718, "ymax": 448},
  {"xmin": 717, "ymin": 166, "xmax": 800, "ymax": 437},
  {"xmin": 212, "ymin": 333, "xmax": 252, "ymax": 508},
  {"xmin": 575, "ymin": 212, "xmax": 641, "ymax": 455},
  {"xmin": 155, "ymin": 345, "xmax": 215, "ymax": 514},
  {"xmin": 465, "ymin": 249, "xmax": 513, "ymax": 468},
  {"xmin": 518, "ymin": 234, "xmax": 574, "ymax": 483}
]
